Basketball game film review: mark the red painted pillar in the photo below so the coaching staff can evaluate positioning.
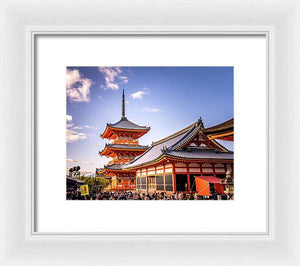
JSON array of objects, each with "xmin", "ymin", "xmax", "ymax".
[
  {"xmin": 212, "ymin": 162, "xmax": 216, "ymax": 177},
  {"xmin": 172, "ymin": 163, "xmax": 176, "ymax": 193},
  {"xmin": 146, "ymin": 168, "xmax": 149, "ymax": 193},
  {"xmin": 186, "ymin": 163, "xmax": 191, "ymax": 192},
  {"xmin": 163, "ymin": 164, "xmax": 166, "ymax": 192}
]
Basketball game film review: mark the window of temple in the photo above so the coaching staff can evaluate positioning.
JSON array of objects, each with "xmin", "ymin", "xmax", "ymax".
[
  {"xmin": 165, "ymin": 174, "xmax": 173, "ymax": 191},
  {"xmin": 141, "ymin": 177, "xmax": 146, "ymax": 190},
  {"xmin": 136, "ymin": 177, "xmax": 141, "ymax": 189},
  {"xmin": 147, "ymin": 176, "xmax": 156, "ymax": 191},
  {"xmin": 156, "ymin": 175, "xmax": 164, "ymax": 191},
  {"xmin": 214, "ymin": 163, "xmax": 225, "ymax": 173},
  {"xmin": 202, "ymin": 162, "xmax": 214, "ymax": 173}
]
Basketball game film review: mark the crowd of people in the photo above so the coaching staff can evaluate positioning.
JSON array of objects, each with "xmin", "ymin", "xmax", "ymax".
[{"xmin": 66, "ymin": 189, "xmax": 227, "ymax": 200}]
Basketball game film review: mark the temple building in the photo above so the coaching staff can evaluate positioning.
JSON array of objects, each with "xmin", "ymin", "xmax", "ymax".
[
  {"xmin": 123, "ymin": 118, "xmax": 234, "ymax": 195},
  {"xmin": 96, "ymin": 89, "xmax": 150, "ymax": 190},
  {"xmin": 204, "ymin": 119, "xmax": 234, "ymax": 141},
  {"xmin": 96, "ymin": 89, "xmax": 234, "ymax": 196}
]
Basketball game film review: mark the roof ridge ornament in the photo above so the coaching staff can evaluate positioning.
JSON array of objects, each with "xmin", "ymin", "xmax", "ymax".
[
  {"xmin": 161, "ymin": 146, "xmax": 168, "ymax": 153},
  {"xmin": 197, "ymin": 117, "xmax": 204, "ymax": 129}
]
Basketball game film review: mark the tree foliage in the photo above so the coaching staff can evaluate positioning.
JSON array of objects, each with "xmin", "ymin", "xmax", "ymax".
[{"xmin": 79, "ymin": 176, "xmax": 109, "ymax": 192}]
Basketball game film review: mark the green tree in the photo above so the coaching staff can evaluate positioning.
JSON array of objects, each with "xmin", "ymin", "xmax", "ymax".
[
  {"xmin": 79, "ymin": 176, "xmax": 109, "ymax": 192},
  {"xmin": 96, "ymin": 177, "xmax": 110, "ymax": 191}
]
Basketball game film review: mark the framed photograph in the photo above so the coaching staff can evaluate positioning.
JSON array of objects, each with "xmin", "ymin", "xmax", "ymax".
[
  {"xmin": 1, "ymin": 0, "xmax": 299, "ymax": 265},
  {"xmin": 36, "ymin": 35, "xmax": 265, "ymax": 234},
  {"xmin": 66, "ymin": 66, "xmax": 234, "ymax": 201}
]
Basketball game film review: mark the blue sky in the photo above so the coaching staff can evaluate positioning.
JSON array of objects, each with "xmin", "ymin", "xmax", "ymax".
[{"xmin": 66, "ymin": 67, "xmax": 233, "ymax": 176}]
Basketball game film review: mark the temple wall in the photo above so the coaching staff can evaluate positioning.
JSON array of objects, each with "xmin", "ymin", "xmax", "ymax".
[
  {"xmin": 136, "ymin": 161, "xmax": 234, "ymax": 193},
  {"xmin": 109, "ymin": 176, "xmax": 136, "ymax": 190}
]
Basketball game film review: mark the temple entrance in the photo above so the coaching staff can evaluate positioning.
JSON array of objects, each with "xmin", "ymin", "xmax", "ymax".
[
  {"xmin": 189, "ymin": 174, "xmax": 197, "ymax": 192},
  {"xmin": 147, "ymin": 176, "xmax": 156, "ymax": 192},
  {"xmin": 176, "ymin": 174, "xmax": 188, "ymax": 191}
]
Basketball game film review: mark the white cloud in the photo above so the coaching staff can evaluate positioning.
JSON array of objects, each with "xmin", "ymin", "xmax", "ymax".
[
  {"xmin": 66, "ymin": 115, "xmax": 74, "ymax": 128},
  {"xmin": 67, "ymin": 158, "xmax": 78, "ymax": 163},
  {"xmin": 81, "ymin": 161, "xmax": 94, "ymax": 165},
  {"xmin": 66, "ymin": 129, "xmax": 87, "ymax": 143},
  {"xmin": 119, "ymin": 75, "xmax": 129, "ymax": 83},
  {"xmin": 66, "ymin": 115, "xmax": 72, "ymax": 122},
  {"xmin": 131, "ymin": 88, "xmax": 150, "ymax": 99},
  {"xmin": 66, "ymin": 69, "xmax": 80, "ymax": 89},
  {"xmin": 131, "ymin": 91, "xmax": 146, "ymax": 99},
  {"xmin": 66, "ymin": 69, "xmax": 92, "ymax": 102},
  {"xmin": 98, "ymin": 95, "xmax": 103, "ymax": 101},
  {"xmin": 73, "ymin": 125, "xmax": 99, "ymax": 130},
  {"xmin": 98, "ymin": 67, "xmax": 128, "ymax": 90},
  {"xmin": 142, "ymin": 106, "xmax": 161, "ymax": 113},
  {"xmin": 66, "ymin": 115, "xmax": 95, "ymax": 143},
  {"xmin": 66, "ymin": 123, "xmax": 74, "ymax": 128},
  {"xmin": 67, "ymin": 159, "xmax": 94, "ymax": 165}
]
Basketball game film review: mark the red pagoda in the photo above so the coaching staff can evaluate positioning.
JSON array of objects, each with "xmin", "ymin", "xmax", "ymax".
[{"xmin": 97, "ymin": 89, "xmax": 150, "ymax": 190}]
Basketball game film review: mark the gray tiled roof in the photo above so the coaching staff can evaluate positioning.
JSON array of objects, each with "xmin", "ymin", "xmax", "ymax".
[
  {"xmin": 103, "ymin": 164, "xmax": 139, "ymax": 171},
  {"xmin": 106, "ymin": 144, "xmax": 148, "ymax": 150},
  {"xmin": 204, "ymin": 118, "xmax": 233, "ymax": 134},
  {"xmin": 166, "ymin": 147, "xmax": 234, "ymax": 160},
  {"xmin": 109, "ymin": 117, "xmax": 150, "ymax": 130},
  {"xmin": 124, "ymin": 129, "xmax": 192, "ymax": 168},
  {"xmin": 103, "ymin": 164, "xmax": 124, "ymax": 170},
  {"xmin": 171, "ymin": 123, "xmax": 201, "ymax": 150},
  {"xmin": 124, "ymin": 119, "xmax": 233, "ymax": 168}
]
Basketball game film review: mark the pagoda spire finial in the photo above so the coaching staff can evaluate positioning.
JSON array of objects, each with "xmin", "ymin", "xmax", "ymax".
[{"xmin": 122, "ymin": 89, "xmax": 125, "ymax": 118}]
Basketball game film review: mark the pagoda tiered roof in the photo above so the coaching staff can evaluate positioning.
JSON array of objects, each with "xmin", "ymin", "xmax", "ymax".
[
  {"xmin": 101, "ymin": 117, "xmax": 150, "ymax": 139},
  {"xmin": 101, "ymin": 89, "xmax": 150, "ymax": 139},
  {"xmin": 124, "ymin": 118, "xmax": 234, "ymax": 169},
  {"xmin": 109, "ymin": 117, "xmax": 150, "ymax": 131},
  {"xmin": 107, "ymin": 143, "xmax": 148, "ymax": 150},
  {"xmin": 97, "ymin": 164, "xmax": 136, "ymax": 177},
  {"xmin": 98, "ymin": 89, "xmax": 151, "ymax": 179},
  {"xmin": 99, "ymin": 143, "xmax": 148, "ymax": 156},
  {"xmin": 102, "ymin": 164, "xmax": 124, "ymax": 170}
]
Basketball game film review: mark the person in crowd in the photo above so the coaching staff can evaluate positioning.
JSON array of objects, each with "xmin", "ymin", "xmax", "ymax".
[{"xmin": 66, "ymin": 189, "xmax": 227, "ymax": 200}]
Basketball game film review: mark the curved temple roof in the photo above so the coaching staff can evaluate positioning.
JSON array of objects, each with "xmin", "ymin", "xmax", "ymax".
[
  {"xmin": 204, "ymin": 118, "xmax": 233, "ymax": 134},
  {"xmin": 124, "ymin": 118, "xmax": 233, "ymax": 169},
  {"xmin": 105, "ymin": 143, "xmax": 148, "ymax": 150},
  {"xmin": 100, "ymin": 143, "xmax": 149, "ymax": 156},
  {"xmin": 166, "ymin": 148, "xmax": 233, "ymax": 160},
  {"xmin": 204, "ymin": 118, "xmax": 234, "ymax": 141},
  {"xmin": 108, "ymin": 117, "xmax": 150, "ymax": 131},
  {"xmin": 101, "ymin": 117, "xmax": 150, "ymax": 139},
  {"xmin": 97, "ymin": 164, "xmax": 137, "ymax": 174},
  {"xmin": 101, "ymin": 89, "xmax": 150, "ymax": 138}
]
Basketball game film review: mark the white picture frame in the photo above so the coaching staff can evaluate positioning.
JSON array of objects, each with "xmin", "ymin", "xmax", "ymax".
[{"xmin": 0, "ymin": 0, "xmax": 299, "ymax": 265}]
